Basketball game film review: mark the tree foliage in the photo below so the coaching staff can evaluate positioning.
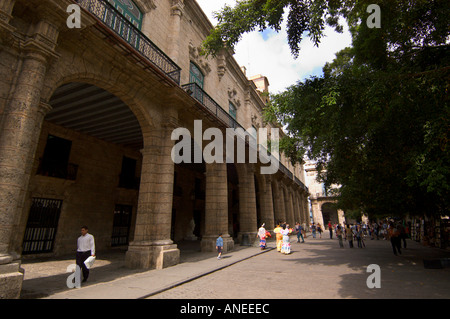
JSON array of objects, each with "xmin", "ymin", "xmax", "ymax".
[{"xmin": 204, "ymin": 0, "xmax": 450, "ymax": 219}]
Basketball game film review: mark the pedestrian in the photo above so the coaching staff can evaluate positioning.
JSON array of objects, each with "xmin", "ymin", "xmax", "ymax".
[
  {"xmin": 355, "ymin": 225, "xmax": 363, "ymax": 248},
  {"xmin": 317, "ymin": 223, "xmax": 323, "ymax": 238},
  {"xmin": 295, "ymin": 222, "xmax": 305, "ymax": 243},
  {"xmin": 398, "ymin": 222, "xmax": 407, "ymax": 249},
  {"xmin": 76, "ymin": 226, "xmax": 95, "ymax": 283},
  {"xmin": 382, "ymin": 222, "xmax": 388, "ymax": 240},
  {"xmin": 388, "ymin": 222, "xmax": 402, "ymax": 256},
  {"xmin": 328, "ymin": 221, "xmax": 333, "ymax": 239},
  {"xmin": 216, "ymin": 233, "xmax": 223, "ymax": 259},
  {"xmin": 345, "ymin": 224, "xmax": 353, "ymax": 248},
  {"xmin": 280, "ymin": 224, "xmax": 291, "ymax": 255},
  {"xmin": 274, "ymin": 223, "xmax": 283, "ymax": 252},
  {"xmin": 310, "ymin": 223, "xmax": 317, "ymax": 238},
  {"xmin": 336, "ymin": 225, "xmax": 344, "ymax": 248},
  {"xmin": 374, "ymin": 222, "xmax": 380, "ymax": 240},
  {"xmin": 257, "ymin": 223, "xmax": 266, "ymax": 250}
]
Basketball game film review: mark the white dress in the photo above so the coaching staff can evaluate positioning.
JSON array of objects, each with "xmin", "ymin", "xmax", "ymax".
[{"xmin": 280, "ymin": 229, "xmax": 291, "ymax": 254}]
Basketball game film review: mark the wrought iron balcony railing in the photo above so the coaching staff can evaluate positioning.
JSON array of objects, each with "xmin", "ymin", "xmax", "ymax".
[
  {"xmin": 182, "ymin": 82, "xmax": 244, "ymax": 131},
  {"xmin": 77, "ymin": 0, "xmax": 181, "ymax": 85},
  {"xmin": 182, "ymin": 82, "xmax": 308, "ymax": 193}
]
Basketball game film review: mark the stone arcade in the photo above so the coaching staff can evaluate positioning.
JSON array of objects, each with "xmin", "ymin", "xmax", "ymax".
[{"xmin": 0, "ymin": 0, "xmax": 309, "ymax": 298}]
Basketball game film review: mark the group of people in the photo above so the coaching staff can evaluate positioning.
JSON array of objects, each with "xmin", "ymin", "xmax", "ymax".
[
  {"xmin": 257, "ymin": 222, "xmax": 306, "ymax": 255},
  {"xmin": 272, "ymin": 223, "xmax": 293, "ymax": 254},
  {"xmin": 330, "ymin": 220, "xmax": 409, "ymax": 255},
  {"xmin": 309, "ymin": 222, "xmax": 324, "ymax": 238}
]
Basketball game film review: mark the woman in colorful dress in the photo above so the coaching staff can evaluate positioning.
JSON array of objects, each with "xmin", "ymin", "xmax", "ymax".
[
  {"xmin": 280, "ymin": 224, "xmax": 291, "ymax": 255},
  {"xmin": 273, "ymin": 223, "xmax": 283, "ymax": 252},
  {"xmin": 258, "ymin": 223, "xmax": 266, "ymax": 250}
]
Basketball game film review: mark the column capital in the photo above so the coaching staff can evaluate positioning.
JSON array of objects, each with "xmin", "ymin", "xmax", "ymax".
[
  {"xmin": 21, "ymin": 19, "xmax": 60, "ymax": 63},
  {"xmin": 171, "ymin": 0, "xmax": 185, "ymax": 16}
]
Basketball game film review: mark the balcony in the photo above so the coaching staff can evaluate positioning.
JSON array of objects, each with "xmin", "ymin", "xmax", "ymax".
[
  {"xmin": 76, "ymin": 0, "xmax": 181, "ymax": 85},
  {"xmin": 182, "ymin": 83, "xmax": 308, "ymax": 193}
]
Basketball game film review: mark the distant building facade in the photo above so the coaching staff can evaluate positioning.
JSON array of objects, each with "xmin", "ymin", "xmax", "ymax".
[{"xmin": 305, "ymin": 161, "xmax": 345, "ymax": 229}]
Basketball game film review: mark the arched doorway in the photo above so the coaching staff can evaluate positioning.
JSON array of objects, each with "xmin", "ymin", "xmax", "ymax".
[
  {"xmin": 171, "ymin": 137, "xmax": 206, "ymax": 245},
  {"xmin": 227, "ymin": 163, "xmax": 239, "ymax": 239},
  {"xmin": 22, "ymin": 82, "xmax": 146, "ymax": 256},
  {"xmin": 321, "ymin": 202, "xmax": 339, "ymax": 228}
]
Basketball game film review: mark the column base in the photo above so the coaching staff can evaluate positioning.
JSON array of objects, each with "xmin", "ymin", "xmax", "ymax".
[
  {"xmin": 125, "ymin": 241, "xmax": 180, "ymax": 270},
  {"xmin": 238, "ymin": 232, "xmax": 258, "ymax": 246},
  {"xmin": 0, "ymin": 255, "xmax": 23, "ymax": 299},
  {"xmin": 201, "ymin": 235, "xmax": 234, "ymax": 253}
]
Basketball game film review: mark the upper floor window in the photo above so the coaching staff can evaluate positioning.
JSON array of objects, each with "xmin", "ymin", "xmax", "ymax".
[
  {"xmin": 190, "ymin": 62, "xmax": 204, "ymax": 89},
  {"xmin": 108, "ymin": 0, "xmax": 143, "ymax": 30},
  {"xmin": 229, "ymin": 102, "xmax": 237, "ymax": 120},
  {"xmin": 119, "ymin": 156, "xmax": 139, "ymax": 189},
  {"xmin": 37, "ymin": 135, "xmax": 77, "ymax": 180}
]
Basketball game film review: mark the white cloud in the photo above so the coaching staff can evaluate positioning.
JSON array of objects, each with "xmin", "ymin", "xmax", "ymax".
[{"xmin": 195, "ymin": 0, "xmax": 352, "ymax": 93}]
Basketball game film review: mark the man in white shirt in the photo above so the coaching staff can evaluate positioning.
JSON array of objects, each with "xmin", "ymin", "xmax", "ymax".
[{"xmin": 76, "ymin": 226, "xmax": 95, "ymax": 282}]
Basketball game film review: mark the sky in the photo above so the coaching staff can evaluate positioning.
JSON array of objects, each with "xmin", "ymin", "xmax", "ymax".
[{"xmin": 196, "ymin": 0, "xmax": 352, "ymax": 94}]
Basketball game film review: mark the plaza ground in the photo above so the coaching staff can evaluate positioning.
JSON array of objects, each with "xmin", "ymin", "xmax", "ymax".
[{"xmin": 20, "ymin": 234, "xmax": 450, "ymax": 299}]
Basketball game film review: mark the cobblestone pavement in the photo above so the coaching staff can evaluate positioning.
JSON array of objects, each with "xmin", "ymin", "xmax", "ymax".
[{"xmin": 147, "ymin": 237, "xmax": 450, "ymax": 299}]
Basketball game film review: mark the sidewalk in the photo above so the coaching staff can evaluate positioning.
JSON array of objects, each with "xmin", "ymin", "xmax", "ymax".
[{"xmin": 20, "ymin": 241, "xmax": 273, "ymax": 299}]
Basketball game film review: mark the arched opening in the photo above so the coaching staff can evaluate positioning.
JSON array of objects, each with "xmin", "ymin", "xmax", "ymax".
[
  {"xmin": 23, "ymin": 82, "xmax": 145, "ymax": 256},
  {"xmin": 321, "ymin": 202, "xmax": 339, "ymax": 228},
  {"xmin": 171, "ymin": 137, "xmax": 206, "ymax": 254},
  {"xmin": 227, "ymin": 163, "xmax": 239, "ymax": 240},
  {"xmin": 254, "ymin": 175, "xmax": 261, "ymax": 227}
]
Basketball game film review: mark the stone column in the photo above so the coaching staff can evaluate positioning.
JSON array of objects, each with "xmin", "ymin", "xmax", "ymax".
[
  {"xmin": 201, "ymin": 162, "xmax": 234, "ymax": 252},
  {"xmin": 279, "ymin": 181, "xmax": 288, "ymax": 223},
  {"xmin": 304, "ymin": 193, "xmax": 311, "ymax": 227},
  {"xmin": 294, "ymin": 190, "xmax": 302, "ymax": 224},
  {"xmin": 257, "ymin": 174, "xmax": 275, "ymax": 231},
  {"xmin": 271, "ymin": 178, "xmax": 279, "ymax": 225},
  {"xmin": 286, "ymin": 186, "xmax": 295, "ymax": 226},
  {"xmin": 0, "ymin": 18, "xmax": 59, "ymax": 298},
  {"xmin": 125, "ymin": 116, "xmax": 179, "ymax": 270},
  {"xmin": 272, "ymin": 177, "xmax": 286, "ymax": 225},
  {"xmin": 236, "ymin": 164, "xmax": 257, "ymax": 245},
  {"xmin": 167, "ymin": 0, "xmax": 184, "ymax": 63}
]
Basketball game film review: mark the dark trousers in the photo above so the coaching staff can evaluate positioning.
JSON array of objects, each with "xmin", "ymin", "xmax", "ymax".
[
  {"xmin": 401, "ymin": 234, "xmax": 407, "ymax": 248},
  {"xmin": 76, "ymin": 250, "xmax": 91, "ymax": 281},
  {"xmin": 390, "ymin": 237, "xmax": 402, "ymax": 255}
]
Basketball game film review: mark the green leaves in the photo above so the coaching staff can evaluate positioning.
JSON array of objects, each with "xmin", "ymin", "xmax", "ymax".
[{"xmin": 204, "ymin": 0, "xmax": 450, "ymax": 218}]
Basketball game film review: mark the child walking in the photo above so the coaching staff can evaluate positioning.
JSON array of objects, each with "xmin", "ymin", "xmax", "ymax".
[{"xmin": 216, "ymin": 233, "xmax": 223, "ymax": 259}]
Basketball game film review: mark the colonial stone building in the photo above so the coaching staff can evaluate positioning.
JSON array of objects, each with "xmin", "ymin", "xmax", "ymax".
[
  {"xmin": 305, "ymin": 161, "xmax": 344, "ymax": 229},
  {"xmin": 0, "ymin": 0, "xmax": 309, "ymax": 298}
]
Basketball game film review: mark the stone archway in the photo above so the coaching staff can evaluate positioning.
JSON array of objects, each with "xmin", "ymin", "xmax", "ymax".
[
  {"xmin": 321, "ymin": 202, "xmax": 339, "ymax": 228},
  {"xmin": 18, "ymin": 81, "xmax": 149, "ymax": 257}
]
